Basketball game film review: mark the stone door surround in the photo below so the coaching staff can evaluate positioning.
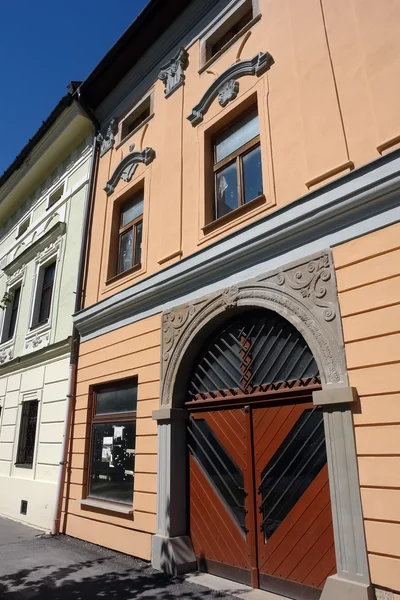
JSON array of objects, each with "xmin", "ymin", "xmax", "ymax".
[{"xmin": 152, "ymin": 250, "xmax": 374, "ymax": 600}]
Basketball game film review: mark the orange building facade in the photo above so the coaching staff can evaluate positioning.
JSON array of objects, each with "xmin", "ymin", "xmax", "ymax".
[{"xmin": 61, "ymin": 1, "xmax": 400, "ymax": 599}]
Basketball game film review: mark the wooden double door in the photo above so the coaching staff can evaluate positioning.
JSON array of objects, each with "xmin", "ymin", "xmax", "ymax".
[{"xmin": 188, "ymin": 397, "xmax": 336, "ymax": 600}]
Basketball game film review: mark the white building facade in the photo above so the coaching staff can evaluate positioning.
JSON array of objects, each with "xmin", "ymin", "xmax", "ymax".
[{"xmin": 0, "ymin": 97, "xmax": 93, "ymax": 530}]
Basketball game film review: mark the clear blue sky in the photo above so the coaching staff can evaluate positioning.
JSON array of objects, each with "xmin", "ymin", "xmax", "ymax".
[{"xmin": 0, "ymin": 0, "xmax": 151, "ymax": 175}]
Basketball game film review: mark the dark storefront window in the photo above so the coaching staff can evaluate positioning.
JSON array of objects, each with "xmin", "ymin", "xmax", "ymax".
[{"xmin": 89, "ymin": 380, "xmax": 137, "ymax": 505}]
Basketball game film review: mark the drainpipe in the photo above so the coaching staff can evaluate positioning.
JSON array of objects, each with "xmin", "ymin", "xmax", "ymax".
[{"xmin": 51, "ymin": 127, "xmax": 100, "ymax": 535}]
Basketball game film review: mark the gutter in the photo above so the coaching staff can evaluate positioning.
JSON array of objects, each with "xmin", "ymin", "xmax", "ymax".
[{"xmin": 51, "ymin": 129, "xmax": 100, "ymax": 536}]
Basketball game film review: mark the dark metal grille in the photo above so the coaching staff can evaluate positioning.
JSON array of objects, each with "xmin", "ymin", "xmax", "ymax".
[
  {"xmin": 188, "ymin": 416, "xmax": 247, "ymax": 531},
  {"xmin": 16, "ymin": 400, "xmax": 39, "ymax": 467},
  {"xmin": 189, "ymin": 310, "xmax": 319, "ymax": 401},
  {"xmin": 258, "ymin": 408, "xmax": 327, "ymax": 541}
]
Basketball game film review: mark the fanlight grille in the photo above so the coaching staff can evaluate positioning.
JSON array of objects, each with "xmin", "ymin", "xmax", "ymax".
[{"xmin": 188, "ymin": 310, "xmax": 319, "ymax": 401}]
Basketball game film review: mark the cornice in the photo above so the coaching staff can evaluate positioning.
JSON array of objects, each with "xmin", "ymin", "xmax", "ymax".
[
  {"xmin": 0, "ymin": 337, "xmax": 71, "ymax": 377},
  {"xmin": 188, "ymin": 52, "xmax": 274, "ymax": 126},
  {"xmin": 104, "ymin": 147, "xmax": 156, "ymax": 196},
  {"xmin": 4, "ymin": 221, "xmax": 66, "ymax": 275},
  {"xmin": 74, "ymin": 150, "xmax": 400, "ymax": 341}
]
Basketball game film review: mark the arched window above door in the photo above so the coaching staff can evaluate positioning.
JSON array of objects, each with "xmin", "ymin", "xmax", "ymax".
[{"xmin": 188, "ymin": 309, "xmax": 319, "ymax": 402}]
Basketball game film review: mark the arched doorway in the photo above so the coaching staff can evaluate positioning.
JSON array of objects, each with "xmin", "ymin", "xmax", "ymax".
[{"xmin": 186, "ymin": 309, "xmax": 336, "ymax": 598}]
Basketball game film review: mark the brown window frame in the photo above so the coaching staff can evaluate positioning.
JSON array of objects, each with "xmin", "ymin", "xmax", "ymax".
[
  {"xmin": 117, "ymin": 195, "xmax": 143, "ymax": 275},
  {"xmin": 212, "ymin": 112, "xmax": 262, "ymax": 221},
  {"xmin": 87, "ymin": 379, "xmax": 138, "ymax": 508}
]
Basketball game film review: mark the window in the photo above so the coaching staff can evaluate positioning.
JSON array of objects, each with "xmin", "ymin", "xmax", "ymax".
[
  {"xmin": 2, "ymin": 285, "xmax": 21, "ymax": 342},
  {"xmin": 204, "ymin": 0, "xmax": 255, "ymax": 63},
  {"xmin": 17, "ymin": 217, "xmax": 30, "ymax": 238},
  {"xmin": 117, "ymin": 193, "xmax": 144, "ymax": 274},
  {"xmin": 88, "ymin": 380, "xmax": 137, "ymax": 505},
  {"xmin": 121, "ymin": 94, "xmax": 152, "ymax": 141},
  {"xmin": 47, "ymin": 184, "xmax": 64, "ymax": 209},
  {"xmin": 212, "ymin": 109, "xmax": 263, "ymax": 221},
  {"xmin": 32, "ymin": 261, "xmax": 56, "ymax": 327},
  {"xmin": 16, "ymin": 400, "xmax": 39, "ymax": 468}
]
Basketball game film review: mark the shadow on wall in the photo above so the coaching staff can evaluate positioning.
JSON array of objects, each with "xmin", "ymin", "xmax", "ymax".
[{"xmin": 0, "ymin": 553, "xmax": 231, "ymax": 600}]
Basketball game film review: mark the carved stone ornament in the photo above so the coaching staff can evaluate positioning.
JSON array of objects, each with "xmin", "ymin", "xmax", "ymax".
[
  {"xmin": 104, "ymin": 147, "xmax": 156, "ymax": 196},
  {"xmin": 98, "ymin": 118, "xmax": 118, "ymax": 157},
  {"xmin": 160, "ymin": 250, "xmax": 347, "ymax": 407},
  {"xmin": 188, "ymin": 52, "xmax": 274, "ymax": 126},
  {"xmin": 25, "ymin": 332, "xmax": 50, "ymax": 352},
  {"xmin": 158, "ymin": 47, "xmax": 189, "ymax": 98},
  {"xmin": 0, "ymin": 348, "xmax": 13, "ymax": 364},
  {"xmin": 218, "ymin": 79, "xmax": 239, "ymax": 107},
  {"xmin": 375, "ymin": 589, "xmax": 394, "ymax": 600}
]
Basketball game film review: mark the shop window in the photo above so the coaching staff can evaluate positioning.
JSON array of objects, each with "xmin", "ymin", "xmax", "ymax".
[
  {"xmin": 17, "ymin": 217, "xmax": 30, "ymax": 238},
  {"xmin": 1, "ymin": 284, "xmax": 21, "ymax": 342},
  {"xmin": 120, "ymin": 93, "xmax": 153, "ymax": 141},
  {"xmin": 16, "ymin": 400, "xmax": 39, "ymax": 468},
  {"xmin": 31, "ymin": 261, "xmax": 56, "ymax": 327},
  {"xmin": 117, "ymin": 192, "xmax": 144, "ymax": 275},
  {"xmin": 212, "ymin": 108, "xmax": 263, "ymax": 221},
  {"xmin": 88, "ymin": 380, "xmax": 137, "ymax": 506},
  {"xmin": 47, "ymin": 183, "xmax": 64, "ymax": 209}
]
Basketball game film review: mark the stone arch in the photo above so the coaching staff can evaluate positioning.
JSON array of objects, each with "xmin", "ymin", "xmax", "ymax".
[{"xmin": 161, "ymin": 253, "xmax": 348, "ymax": 410}]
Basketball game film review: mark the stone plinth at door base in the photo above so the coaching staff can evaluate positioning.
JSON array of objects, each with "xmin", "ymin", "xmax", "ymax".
[
  {"xmin": 152, "ymin": 534, "xmax": 197, "ymax": 575},
  {"xmin": 321, "ymin": 575, "xmax": 374, "ymax": 600}
]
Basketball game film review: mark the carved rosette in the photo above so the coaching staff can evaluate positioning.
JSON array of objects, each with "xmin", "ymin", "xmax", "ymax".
[
  {"xmin": 158, "ymin": 47, "xmax": 189, "ymax": 98},
  {"xmin": 218, "ymin": 79, "xmax": 239, "ymax": 107},
  {"xmin": 160, "ymin": 251, "xmax": 347, "ymax": 406}
]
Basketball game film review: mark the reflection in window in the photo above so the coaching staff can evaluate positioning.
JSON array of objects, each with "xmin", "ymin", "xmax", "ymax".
[
  {"xmin": 212, "ymin": 109, "xmax": 263, "ymax": 221},
  {"xmin": 89, "ymin": 380, "xmax": 137, "ymax": 505},
  {"xmin": 117, "ymin": 192, "xmax": 143, "ymax": 274}
]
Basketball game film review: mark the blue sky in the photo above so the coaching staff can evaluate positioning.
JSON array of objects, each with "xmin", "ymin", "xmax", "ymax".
[{"xmin": 0, "ymin": 0, "xmax": 150, "ymax": 175}]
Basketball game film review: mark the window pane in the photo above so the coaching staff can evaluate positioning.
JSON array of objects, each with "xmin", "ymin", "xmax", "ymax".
[
  {"xmin": 96, "ymin": 381, "xmax": 138, "ymax": 415},
  {"xmin": 121, "ymin": 196, "xmax": 144, "ymax": 227},
  {"xmin": 43, "ymin": 263, "xmax": 55, "ymax": 287},
  {"xmin": 215, "ymin": 161, "xmax": 238, "ymax": 218},
  {"xmin": 38, "ymin": 285, "xmax": 53, "ymax": 323},
  {"xmin": 118, "ymin": 229, "xmax": 133, "ymax": 273},
  {"xmin": 133, "ymin": 221, "xmax": 143, "ymax": 265},
  {"xmin": 242, "ymin": 144, "xmax": 263, "ymax": 203},
  {"xmin": 7, "ymin": 286, "xmax": 21, "ymax": 340},
  {"xmin": 215, "ymin": 111, "xmax": 259, "ymax": 162},
  {"xmin": 89, "ymin": 421, "xmax": 136, "ymax": 504},
  {"xmin": 16, "ymin": 400, "xmax": 38, "ymax": 466}
]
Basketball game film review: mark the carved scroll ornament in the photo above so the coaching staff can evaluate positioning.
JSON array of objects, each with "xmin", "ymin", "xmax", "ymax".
[
  {"xmin": 104, "ymin": 147, "xmax": 156, "ymax": 196},
  {"xmin": 188, "ymin": 52, "xmax": 274, "ymax": 126},
  {"xmin": 158, "ymin": 47, "xmax": 189, "ymax": 98}
]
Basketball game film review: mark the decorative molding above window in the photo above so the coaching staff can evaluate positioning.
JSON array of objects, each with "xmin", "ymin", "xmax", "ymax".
[
  {"xmin": 158, "ymin": 47, "xmax": 189, "ymax": 98},
  {"xmin": 188, "ymin": 52, "xmax": 273, "ymax": 126},
  {"xmin": 104, "ymin": 147, "xmax": 156, "ymax": 196},
  {"xmin": 98, "ymin": 118, "xmax": 118, "ymax": 157}
]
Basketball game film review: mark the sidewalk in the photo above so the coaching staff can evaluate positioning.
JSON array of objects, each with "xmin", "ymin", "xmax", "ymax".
[{"xmin": 0, "ymin": 516, "xmax": 235, "ymax": 599}]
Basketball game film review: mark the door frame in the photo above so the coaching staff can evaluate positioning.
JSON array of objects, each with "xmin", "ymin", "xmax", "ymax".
[{"xmin": 152, "ymin": 251, "xmax": 373, "ymax": 600}]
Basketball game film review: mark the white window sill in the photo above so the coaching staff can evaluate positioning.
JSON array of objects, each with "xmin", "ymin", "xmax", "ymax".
[{"xmin": 77, "ymin": 497, "xmax": 133, "ymax": 515}]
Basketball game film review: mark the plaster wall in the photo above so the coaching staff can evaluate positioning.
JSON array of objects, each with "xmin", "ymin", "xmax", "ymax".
[
  {"xmin": 61, "ymin": 314, "xmax": 160, "ymax": 559},
  {"xmin": 83, "ymin": 0, "xmax": 400, "ymax": 309},
  {"xmin": 0, "ymin": 355, "xmax": 70, "ymax": 530},
  {"xmin": 333, "ymin": 221, "xmax": 400, "ymax": 595}
]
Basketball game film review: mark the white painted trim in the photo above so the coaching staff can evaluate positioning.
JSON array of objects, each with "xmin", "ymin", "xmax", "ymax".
[{"xmin": 75, "ymin": 151, "xmax": 400, "ymax": 341}]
